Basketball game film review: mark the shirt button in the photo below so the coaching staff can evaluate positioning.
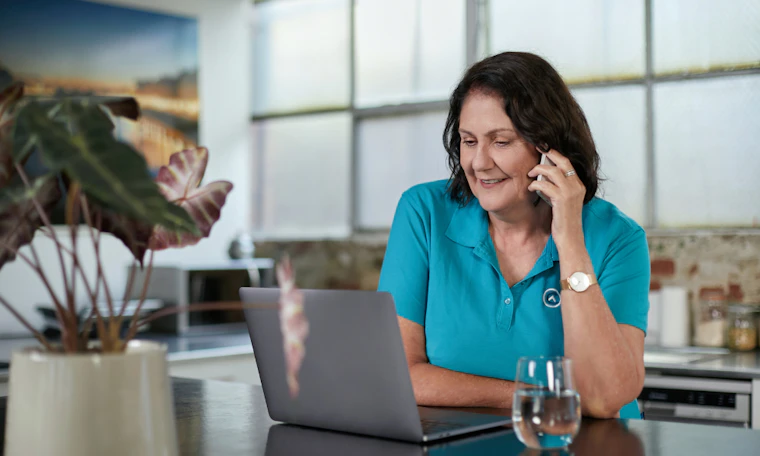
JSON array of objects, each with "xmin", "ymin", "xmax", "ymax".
[{"xmin": 504, "ymin": 298, "xmax": 511, "ymax": 305}]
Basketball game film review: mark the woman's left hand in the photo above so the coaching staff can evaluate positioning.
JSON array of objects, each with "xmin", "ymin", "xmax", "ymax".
[{"xmin": 527, "ymin": 147, "xmax": 586, "ymax": 244}]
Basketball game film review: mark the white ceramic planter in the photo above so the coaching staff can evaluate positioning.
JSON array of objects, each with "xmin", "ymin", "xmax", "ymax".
[{"xmin": 4, "ymin": 340, "xmax": 178, "ymax": 456}]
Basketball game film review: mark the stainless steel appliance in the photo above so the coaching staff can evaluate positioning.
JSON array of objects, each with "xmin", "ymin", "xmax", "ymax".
[
  {"xmin": 639, "ymin": 374, "xmax": 752, "ymax": 428},
  {"xmin": 130, "ymin": 259, "xmax": 275, "ymax": 334}
]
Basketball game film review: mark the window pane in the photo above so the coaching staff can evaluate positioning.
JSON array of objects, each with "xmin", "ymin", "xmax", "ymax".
[
  {"xmin": 572, "ymin": 85, "xmax": 647, "ymax": 224},
  {"xmin": 354, "ymin": 0, "xmax": 466, "ymax": 107},
  {"xmin": 357, "ymin": 111, "xmax": 450, "ymax": 228},
  {"xmin": 252, "ymin": 113, "xmax": 351, "ymax": 236},
  {"xmin": 654, "ymin": 75, "xmax": 760, "ymax": 227},
  {"xmin": 654, "ymin": 0, "xmax": 760, "ymax": 75},
  {"xmin": 489, "ymin": 0, "xmax": 645, "ymax": 83},
  {"xmin": 252, "ymin": 0, "xmax": 349, "ymax": 115}
]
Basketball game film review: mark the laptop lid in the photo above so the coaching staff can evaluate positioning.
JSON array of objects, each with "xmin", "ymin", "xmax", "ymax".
[{"xmin": 240, "ymin": 288, "xmax": 425, "ymax": 442}]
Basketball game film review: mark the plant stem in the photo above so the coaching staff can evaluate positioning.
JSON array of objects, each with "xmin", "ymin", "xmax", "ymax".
[
  {"xmin": 65, "ymin": 182, "xmax": 81, "ymax": 322},
  {"xmin": 38, "ymin": 230, "xmax": 75, "ymax": 255},
  {"xmin": 91, "ymin": 210, "xmax": 116, "ymax": 341},
  {"xmin": 78, "ymin": 307, "xmax": 96, "ymax": 350},
  {"xmin": 123, "ymin": 250, "xmax": 154, "ymax": 343},
  {"xmin": 131, "ymin": 301, "xmax": 279, "ymax": 333},
  {"xmin": 1, "ymin": 239, "xmax": 75, "ymax": 351},
  {"xmin": 94, "ymin": 211, "xmax": 120, "ymax": 345},
  {"xmin": 61, "ymin": 231, "xmax": 103, "ymax": 349},
  {"xmin": 79, "ymin": 196, "xmax": 110, "ymax": 351},
  {"xmin": 1, "ymin": 241, "xmax": 63, "ymax": 313},
  {"xmin": 14, "ymin": 164, "xmax": 73, "ymax": 341},
  {"xmin": 34, "ymin": 226, "xmax": 100, "ymax": 323},
  {"xmin": 115, "ymin": 259, "xmax": 139, "ymax": 332},
  {"xmin": 0, "ymin": 294, "xmax": 56, "ymax": 352}
]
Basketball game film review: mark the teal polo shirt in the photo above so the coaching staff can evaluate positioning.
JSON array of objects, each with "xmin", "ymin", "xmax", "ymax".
[{"xmin": 378, "ymin": 180, "xmax": 650, "ymax": 419}]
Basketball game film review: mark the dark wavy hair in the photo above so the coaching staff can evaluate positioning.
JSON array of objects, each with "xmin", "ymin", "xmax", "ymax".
[{"xmin": 443, "ymin": 51, "xmax": 601, "ymax": 206}]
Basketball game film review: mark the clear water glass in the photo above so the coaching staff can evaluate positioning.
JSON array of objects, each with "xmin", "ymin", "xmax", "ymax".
[{"xmin": 512, "ymin": 356, "xmax": 581, "ymax": 450}]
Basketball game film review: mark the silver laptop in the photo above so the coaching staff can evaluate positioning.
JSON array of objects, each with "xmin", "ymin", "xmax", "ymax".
[{"xmin": 240, "ymin": 288, "xmax": 512, "ymax": 443}]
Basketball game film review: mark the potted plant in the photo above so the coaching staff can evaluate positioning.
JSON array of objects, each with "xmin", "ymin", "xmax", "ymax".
[{"xmin": 0, "ymin": 82, "xmax": 309, "ymax": 456}]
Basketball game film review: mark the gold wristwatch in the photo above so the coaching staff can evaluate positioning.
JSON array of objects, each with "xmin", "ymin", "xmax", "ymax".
[{"xmin": 561, "ymin": 272, "xmax": 597, "ymax": 292}]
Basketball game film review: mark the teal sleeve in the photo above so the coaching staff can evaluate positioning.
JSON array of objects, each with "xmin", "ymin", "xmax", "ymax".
[
  {"xmin": 598, "ymin": 227, "xmax": 651, "ymax": 334},
  {"xmin": 377, "ymin": 191, "xmax": 429, "ymax": 326}
]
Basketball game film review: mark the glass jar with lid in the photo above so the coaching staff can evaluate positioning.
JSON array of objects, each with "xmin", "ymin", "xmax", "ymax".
[
  {"xmin": 726, "ymin": 305, "xmax": 757, "ymax": 352},
  {"xmin": 692, "ymin": 289, "xmax": 727, "ymax": 347}
]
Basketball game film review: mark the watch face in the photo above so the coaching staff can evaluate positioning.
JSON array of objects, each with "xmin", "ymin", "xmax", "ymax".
[{"xmin": 569, "ymin": 272, "xmax": 590, "ymax": 292}]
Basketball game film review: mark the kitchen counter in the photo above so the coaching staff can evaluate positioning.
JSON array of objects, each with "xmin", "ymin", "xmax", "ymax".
[
  {"xmin": 643, "ymin": 347, "xmax": 760, "ymax": 380},
  {"xmin": 0, "ymin": 330, "xmax": 255, "ymax": 383},
  {"xmin": 3, "ymin": 377, "xmax": 760, "ymax": 455},
  {"xmin": 3, "ymin": 331, "xmax": 760, "ymax": 381}
]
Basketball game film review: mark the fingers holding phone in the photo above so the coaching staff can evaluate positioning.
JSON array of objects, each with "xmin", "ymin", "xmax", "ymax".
[
  {"xmin": 535, "ymin": 152, "xmax": 555, "ymax": 207},
  {"xmin": 528, "ymin": 146, "xmax": 587, "ymax": 240},
  {"xmin": 528, "ymin": 146, "xmax": 585, "ymax": 207}
]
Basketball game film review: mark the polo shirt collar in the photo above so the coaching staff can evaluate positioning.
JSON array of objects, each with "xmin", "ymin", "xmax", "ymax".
[
  {"xmin": 445, "ymin": 198, "xmax": 560, "ymax": 263},
  {"xmin": 546, "ymin": 234, "xmax": 560, "ymax": 263},
  {"xmin": 445, "ymin": 199, "xmax": 489, "ymax": 247}
]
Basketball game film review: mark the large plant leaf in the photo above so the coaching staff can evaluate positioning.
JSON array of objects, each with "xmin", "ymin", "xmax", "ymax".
[
  {"xmin": 12, "ymin": 100, "xmax": 199, "ymax": 235},
  {"xmin": 80, "ymin": 96, "xmax": 148, "ymax": 265},
  {"xmin": 0, "ymin": 82, "xmax": 22, "ymax": 125},
  {"xmin": 149, "ymin": 147, "xmax": 233, "ymax": 250},
  {"xmin": 90, "ymin": 205, "xmax": 153, "ymax": 266},
  {"xmin": 10, "ymin": 100, "xmax": 57, "ymax": 166},
  {"xmin": 0, "ymin": 82, "xmax": 23, "ymax": 187},
  {"xmin": 100, "ymin": 97, "xmax": 140, "ymax": 121},
  {"xmin": 0, "ymin": 175, "xmax": 61, "ymax": 269}
]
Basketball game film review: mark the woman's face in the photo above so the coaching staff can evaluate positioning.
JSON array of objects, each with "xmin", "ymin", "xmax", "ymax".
[{"xmin": 458, "ymin": 90, "xmax": 541, "ymax": 215}]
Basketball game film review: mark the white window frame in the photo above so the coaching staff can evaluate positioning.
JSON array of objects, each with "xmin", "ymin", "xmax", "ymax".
[{"xmin": 249, "ymin": 0, "xmax": 760, "ymax": 238}]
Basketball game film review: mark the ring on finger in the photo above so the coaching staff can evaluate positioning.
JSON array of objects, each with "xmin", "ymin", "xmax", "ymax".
[{"xmin": 564, "ymin": 170, "xmax": 577, "ymax": 178}]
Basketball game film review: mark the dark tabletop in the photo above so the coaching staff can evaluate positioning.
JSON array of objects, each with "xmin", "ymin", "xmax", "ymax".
[{"xmin": 3, "ymin": 377, "xmax": 760, "ymax": 455}]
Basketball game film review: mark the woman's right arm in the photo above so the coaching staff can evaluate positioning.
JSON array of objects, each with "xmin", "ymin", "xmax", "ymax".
[{"xmin": 399, "ymin": 316, "xmax": 516, "ymax": 409}]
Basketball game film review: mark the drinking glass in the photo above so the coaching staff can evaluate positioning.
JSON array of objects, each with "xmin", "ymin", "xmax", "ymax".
[{"xmin": 512, "ymin": 356, "xmax": 581, "ymax": 450}]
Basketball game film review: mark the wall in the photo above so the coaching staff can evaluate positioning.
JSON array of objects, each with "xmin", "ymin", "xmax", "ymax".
[
  {"xmin": 0, "ymin": 0, "xmax": 252, "ymax": 335},
  {"xmin": 255, "ymin": 231, "xmax": 760, "ymax": 307},
  {"xmin": 648, "ymin": 232, "xmax": 760, "ymax": 305},
  {"xmin": 255, "ymin": 239, "xmax": 387, "ymax": 291}
]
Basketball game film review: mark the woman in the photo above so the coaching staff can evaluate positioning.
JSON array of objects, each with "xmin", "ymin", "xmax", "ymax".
[{"xmin": 377, "ymin": 52, "xmax": 649, "ymax": 419}]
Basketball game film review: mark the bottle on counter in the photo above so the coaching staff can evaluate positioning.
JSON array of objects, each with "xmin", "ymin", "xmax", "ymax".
[
  {"xmin": 692, "ymin": 289, "xmax": 727, "ymax": 348},
  {"xmin": 726, "ymin": 304, "xmax": 758, "ymax": 352}
]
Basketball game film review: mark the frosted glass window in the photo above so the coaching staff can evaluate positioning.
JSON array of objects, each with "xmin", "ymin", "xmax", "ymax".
[
  {"xmin": 572, "ymin": 85, "xmax": 647, "ymax": 224},
  {"xmin": 654, "ymin": 75, "xmax": 760, "ymax": 227},
  {"xmin": 252, "ymin": 0, "xmax": 350, "ymax": 115},
  {"xmin": 489, "ymin": 0, "xmax": 645, "ymax": 83},
  {"xmin": 354, "ymin": 0, "xmax": 466, "ymax": 107},
  {"xmin": 357, "ymin": 111, "xmax": 451, "ymax": 228},
  {"xmin": 251, "ymin": 113, "xmax": 351, "ymax": 236},
  {"xmin": 653, "ymin": 0, "xmax": 760, "ymax": 75}
]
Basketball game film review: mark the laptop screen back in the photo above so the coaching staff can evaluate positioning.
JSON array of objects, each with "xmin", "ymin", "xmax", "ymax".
[{"xmin": 240, "ymin": 288, "xmax": 423, "ymax": 442}]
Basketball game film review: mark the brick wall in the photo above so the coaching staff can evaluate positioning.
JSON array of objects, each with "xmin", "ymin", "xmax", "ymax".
[
  {"xmin": 647, "ymin": 233, "xmax": 760, "ymax": 306},
  {"xmin": 255, "ymin": 239, "xmax": 387, "ymax": 291},
  {"xmin": 256, "ymin": 232, "xmax": 760, "ymax": 307}
]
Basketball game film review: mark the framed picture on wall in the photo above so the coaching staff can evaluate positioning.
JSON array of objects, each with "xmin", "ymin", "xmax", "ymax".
[{"xmin": 0, "ymin": 0, "xmax": 199, "ymax": 223}]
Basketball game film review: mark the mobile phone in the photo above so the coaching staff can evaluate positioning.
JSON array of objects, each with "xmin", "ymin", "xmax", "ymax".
[{"xmin": 536, "ymin": 153, "xmax": 555, "ymax": 207}]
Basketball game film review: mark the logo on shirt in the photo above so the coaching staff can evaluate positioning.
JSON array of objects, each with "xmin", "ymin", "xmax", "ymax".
[{"xmin": 543, "ymin": 288, "xmax": 561, "ymax": 308}]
